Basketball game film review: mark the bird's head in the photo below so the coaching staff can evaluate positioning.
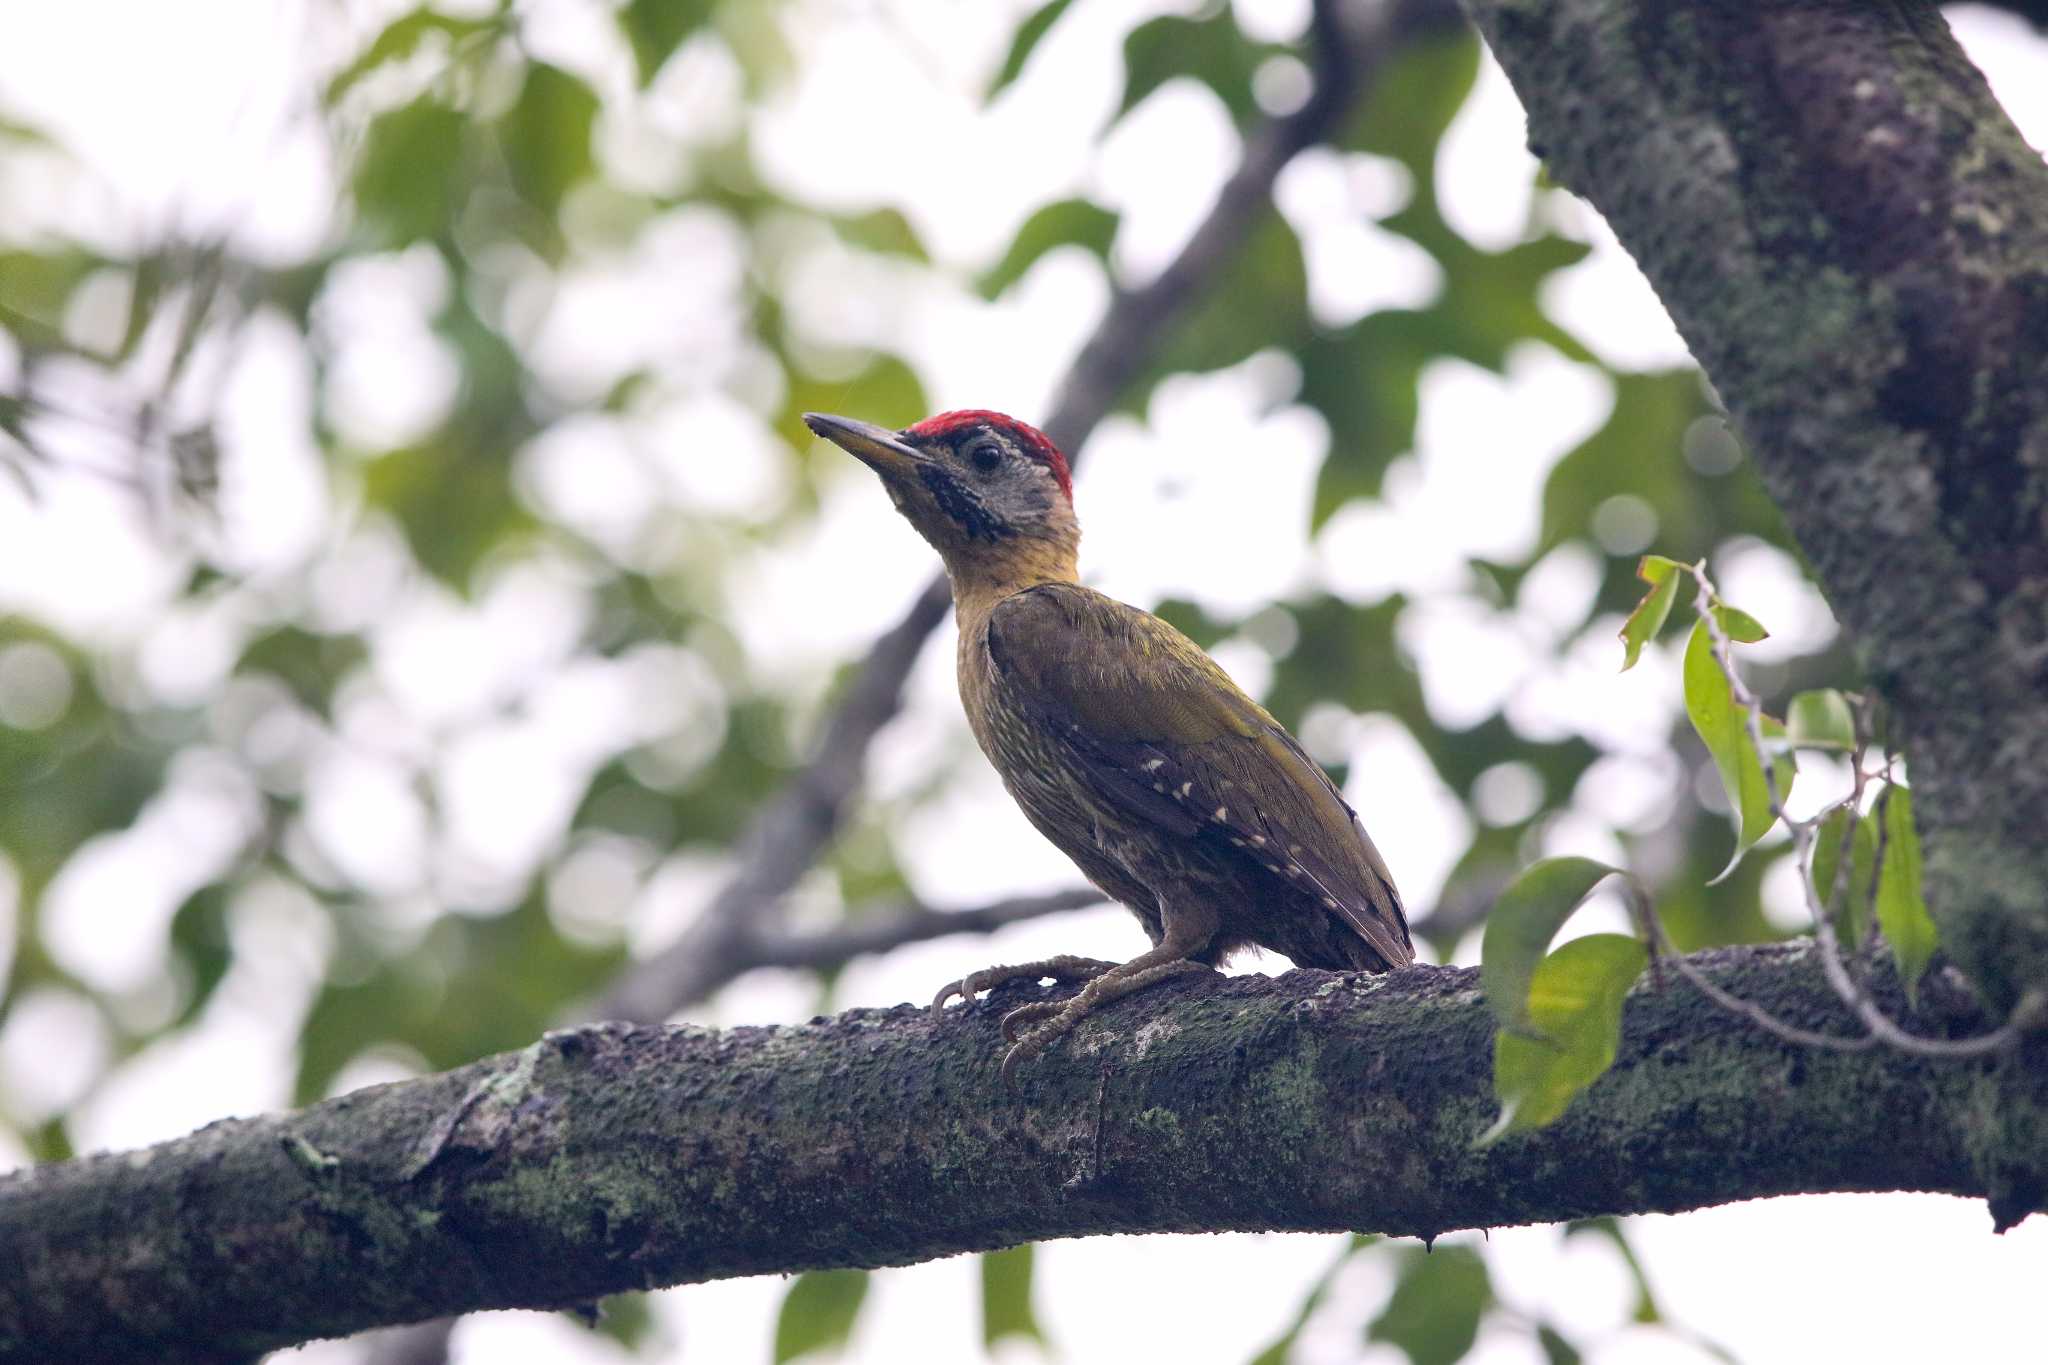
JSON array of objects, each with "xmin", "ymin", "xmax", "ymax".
[{"xmin": 804, "ymin": 409, "xmax": 1079, "ymax": 589}]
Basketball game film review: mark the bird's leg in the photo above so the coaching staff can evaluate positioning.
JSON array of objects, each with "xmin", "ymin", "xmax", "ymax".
[
  {"xmin": 931, "ymin": 955, "xmax": 1119, "ymax": 1018},
  {"xmin": 996, "ymin": 959, "xmax": 1208, "ymax": 1041},
  {"xmin": 998, "ymin": 900, "xmax": 1220, "ymax": 1084}
]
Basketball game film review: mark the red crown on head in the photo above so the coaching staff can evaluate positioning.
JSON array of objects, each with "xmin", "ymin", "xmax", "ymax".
[{"xmin": 904, "ymin": 410, "xmax": 1071, "ymax": 502}]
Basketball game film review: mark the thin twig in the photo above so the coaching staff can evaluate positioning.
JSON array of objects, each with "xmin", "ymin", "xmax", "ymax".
[{"xmin": 1631, "ymin": 883, "xmax": 1876, "ymax": 1052}]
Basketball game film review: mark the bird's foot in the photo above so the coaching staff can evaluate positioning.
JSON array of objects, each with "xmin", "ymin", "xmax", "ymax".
[
  {"xmin": 930, "ymin": 955, "xmax": 1119, "ymax": 1019},
  {"xmin": 997, "ymin": 958, "xmax": 1212, "ymax": 1084}
]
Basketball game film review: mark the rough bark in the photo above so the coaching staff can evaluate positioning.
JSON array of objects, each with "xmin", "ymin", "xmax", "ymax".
[
  {"xmin": 1460, "ymin": 0, "xmax": 2048, "ymax": 1009},
  {"xmin": 3, "ymin": 948, "xmax": 2042, "ymax": 1362}
]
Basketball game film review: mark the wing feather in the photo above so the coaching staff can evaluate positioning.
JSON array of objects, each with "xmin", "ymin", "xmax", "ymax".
[{"xmin": 986, "ymin": 583, "xmax": 1412, "ymax": 968}]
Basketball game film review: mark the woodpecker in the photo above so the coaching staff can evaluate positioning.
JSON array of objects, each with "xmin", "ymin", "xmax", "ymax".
[{"xmin": 805, "ymin": 409, "xmax": 1413, "ymax": 1081}]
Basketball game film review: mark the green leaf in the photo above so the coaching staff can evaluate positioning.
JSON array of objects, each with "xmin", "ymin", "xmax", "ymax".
[
  {"xmin": 1303, "ymin": 314, "xmax": 1429, "ymax": 523},
  {"xmin": 588, "ymin": 1291, "xmax": 656, "ymax": 1349},
  {"xmin": 499, "ymin": 63, "xmax": 600, "ymax": 217},
  {"xmin": 1786, "ymin": 689, "xmax": 1855, "ymax": 750},
  {"xmin": 1709, "ymin": 601, "xmax": 1769, "ymax": 644},
  {"xmin": 167, "ymin": 883, "xmax": 236, "ymax": 1031},
  {"xmin": 1638, "ymin": 553, "xmax": 1685, "ymax": 581},
  {"xmin": 978, "ymin": 1244, "xmax": 1043, "ymax": 1348},
  {"xmin": 239, "ymin": 625, "xmax": 368, "ymax": 714},
  {"xmin": 1117, "ymin": 10, "xmax": 1277, "ymax": 125},
  {"xmin": 1367, "ymin": 1243, "xmax": 1493, "ymax": 1365},
  {"xmin": 1617, "ymin": 556, "xmax": 1681, "ymax": 671},
  {"xmin": 987, "ymin": 0, "xmax": 1077, "ymax": 100},
  {"xmin": 773, "ymin": 1269, "xmax": 870, "ymax": 1364},
  {"xmin": 1876, "ymin": 787, "xmax": 1937, "ymax": 998},
  {"xmin": 831, "ymin": 207, "xmax": 929, "ymax": 263},
  {"xmin": 326, "ymin": 7, "xmax": 498, "ymax": 106},
  {"xmin": 0, "ymin": 247, "xmax": 104, "ymax": 347},
  {"xmin": 1247, "ymin": 1234, "xmax": 1374, "ymax": 1365},
  {"xmin": 0, "ymin": 111, "xmax": 53, "ymax": 146},
  {"xmin": 1480, "ymin": 855, "xmax": 1626, "ymax": 1037},
  {"xmin": 1563, "ymin": 1219, "xmax": 1662, "ymax": 1323},
  {"xmin": 620, "ymin": 0, "xmax": 715, "ymax": 86},
  {"xmin": 1537, "ymin": 1325, "xmax": 1583, "ymax": 1365},
  {"xmin": 354, "ymin": 98, "xmax": 468, "ymax": 244},
  {"xmin": 1343, "ymin": 30, "xmax": 1479, "ymax": 179},
  {"xmin": 780, "ymin": 351, "xmax": 928, "ymax": 458},
  {"xmin": 361, "ymin": 434, "xmax": 533, "ymax": 590},
  {"xmin": 1811, "ymin": 805, "xmax": 1880, "ymax": 948},
  {"xmin": 977, "ymin": 197, "xmax": 1118, "ymax": 299},
  {"xmin": 1484, "ymin": 934, "xmax": 1647, "ymax": 1141},
  {"xmin": 1537, "ymin": 371, "xmax": 1712, "ymax": 557},
  {"xmin": 1682, "ymin": 620, "xmax": 1792, "ymax": 879}
]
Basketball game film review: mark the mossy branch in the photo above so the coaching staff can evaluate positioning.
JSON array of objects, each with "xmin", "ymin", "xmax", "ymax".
[{"xmin": 5, "ymin": 946, "xmax": 2042, "ymax": 1362}]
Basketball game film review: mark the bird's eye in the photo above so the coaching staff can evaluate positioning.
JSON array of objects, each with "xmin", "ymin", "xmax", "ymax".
[{"xmin": 968, "ymin": 440, "xmax": 1004, "ymax": 473}]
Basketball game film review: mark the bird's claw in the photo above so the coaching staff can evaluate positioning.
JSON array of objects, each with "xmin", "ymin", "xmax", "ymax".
[
  {"xmin": 998, "ymin": 999, "xmax": 1065, "ymax": 1043},
  {"xmin": 998, "ymin": 1016, "xmax": 1073, "ymax": 1086},
  {"xmin": 929, "ymin": 956, "xmax": 1118, "ymax": 1020}
]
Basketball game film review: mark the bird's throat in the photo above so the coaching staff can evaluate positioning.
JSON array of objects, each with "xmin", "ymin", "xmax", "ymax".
[{"xmin": 945, "ymin": 539, "xmax": 1079, "ymax": 630}]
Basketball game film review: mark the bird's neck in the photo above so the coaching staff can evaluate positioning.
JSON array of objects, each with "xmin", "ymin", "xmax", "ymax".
[{"xmin": 946, "ymin": 538, "xmax": 1079, "ymax": 631}]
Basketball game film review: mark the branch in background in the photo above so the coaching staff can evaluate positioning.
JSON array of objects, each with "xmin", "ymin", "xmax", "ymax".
[
  {"xmin": 755, "ymin": 887, "xmax": 1106, "ymax": 975},
  {"xmin": 9, "ymin": 947, "xmax": 2043, "ymax": 1363},
  {"xmin": 596, "ymin": 887, "xmax": 1106, "ymax": 1019},
  {"xmin": 595, "ymin": 592, "xmax": 952, "ymax": 1023},
  {"xmin": 596, "ymin": 0, "xmax": 1468, "ymax": 1028}
]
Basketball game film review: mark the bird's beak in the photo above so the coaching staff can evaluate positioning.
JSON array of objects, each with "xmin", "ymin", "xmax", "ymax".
[{"xmin": 803, "ymin": 412, "xmax": 927, "ymax": 480}]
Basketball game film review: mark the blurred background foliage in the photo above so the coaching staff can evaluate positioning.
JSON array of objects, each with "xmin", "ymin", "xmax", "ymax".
[{"xmin": 0, "ymin": 0, "xmax": 1867, "ymax": 1360}]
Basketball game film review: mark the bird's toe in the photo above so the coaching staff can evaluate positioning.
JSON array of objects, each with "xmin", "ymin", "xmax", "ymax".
[{"xmin": 998, "ymin": 999, "xmax": 1065, "ymax": 1042}]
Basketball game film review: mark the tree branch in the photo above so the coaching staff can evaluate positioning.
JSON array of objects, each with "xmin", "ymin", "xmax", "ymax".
[
  {"xmin": 1462, "ymin": 0, "xmax": 2048, "ymax": 1010},
  {"xmin": 5, "ymin": 945, "xmax": 2041, "ymax": 1362},
  {"xmin": 597, "ymin": 0, "xmax": 1468, "ymax": 1027}
]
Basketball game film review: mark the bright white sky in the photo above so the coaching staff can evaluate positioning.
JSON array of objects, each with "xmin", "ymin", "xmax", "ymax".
[{"xmin": 1, "ymin": 1, "xmax": 2045, "ymax": 1363}]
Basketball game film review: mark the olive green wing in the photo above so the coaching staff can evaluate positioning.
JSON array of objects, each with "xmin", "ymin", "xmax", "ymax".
[{"xmin": 985, "ymin": 583, "xmax": 1412, "ymax": 969}]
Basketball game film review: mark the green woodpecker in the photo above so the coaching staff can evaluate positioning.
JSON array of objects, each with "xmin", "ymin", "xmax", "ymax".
[{"xmin": 805, "ymin": 409, "xmax": 1412, "ymax": 1080}]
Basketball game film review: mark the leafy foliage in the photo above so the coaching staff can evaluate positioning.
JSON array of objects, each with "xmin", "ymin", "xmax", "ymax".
[
  {"xmin": 1368, "ymin": 1244, "xmax": 1493, "ymax": 1365},
  {"xmin": 1486, "ymin": 933, "xmax": 1647, "ymax": 1139},
  {"xmin": 987, "ymin": 0, "xmax": 1079, "ymax": 100},
  {"xmin": 978, "ymin": 1244, "xmax": 1044, "ymax": 1348},
  {"xmin": 1682, "ymin": 618, "xmax": 1793, "ymax": 879},
  {"xmin": 620, "ymin": 0, "xmax": 715, "ymax": 85},
  {"xmin": 1479, "ymin": 855, "xmax": 1628, "ymax": 1037},
  {"xmin": 1117, "ymin": 8, "xmax": 1283, "ymax": 125},
  {"xmin": 1876, "ymin": 787, "xmax": 1937, "ymax": 997},
  {"xmin": 774, "ymin": 1269, "xmax": 869, "ymax": 1363}
]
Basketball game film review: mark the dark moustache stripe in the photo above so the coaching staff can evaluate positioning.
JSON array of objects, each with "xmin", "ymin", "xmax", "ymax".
[{"xmin": 918, "ymin": 464, "xmax": 1010, "ymax": 541}]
